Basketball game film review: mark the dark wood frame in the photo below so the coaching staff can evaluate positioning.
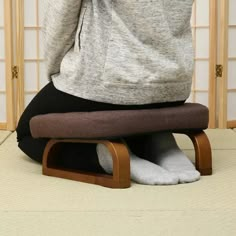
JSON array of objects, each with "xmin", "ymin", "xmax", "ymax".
[{"xmin": 42, "ymin": 130, "xmax": 212, "ymax": 188}]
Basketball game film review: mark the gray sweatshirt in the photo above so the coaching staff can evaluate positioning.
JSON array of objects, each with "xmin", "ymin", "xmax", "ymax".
[{"xmin": 43, "ymin": 0, "xmax": 194, "ymax": 105}]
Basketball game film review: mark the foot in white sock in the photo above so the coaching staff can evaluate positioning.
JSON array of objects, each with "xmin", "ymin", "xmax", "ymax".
[
  {"xmin": 96, "ymin": 143, "xmax": 178, "ymax": 185},
  {"xmin": 149, "ymin": 132, "xmax": 200, "ymax": 183}
]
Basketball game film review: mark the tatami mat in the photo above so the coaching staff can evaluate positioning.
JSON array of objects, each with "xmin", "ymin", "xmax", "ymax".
[
  {"xmin": 174, "ymin": 129, "xmax": 236, "ymax": 150},
  {"xmin": 0, "ymin": 131, "xmax": 11, "ymax": 145},
  {"xmin": 0, "ymin": 131, "xmax": 236, "ymax": 236}
]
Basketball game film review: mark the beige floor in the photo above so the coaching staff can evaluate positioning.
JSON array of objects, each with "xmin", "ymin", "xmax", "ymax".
[{"xmin": 0, "ymin": 130, "xmax": 236, "ymax": 236}]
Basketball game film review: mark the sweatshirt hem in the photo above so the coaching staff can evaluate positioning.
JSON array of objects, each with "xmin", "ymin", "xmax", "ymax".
[{"xmin": 52, "ymin": 75, "xmax": 192, "ymax": 105}]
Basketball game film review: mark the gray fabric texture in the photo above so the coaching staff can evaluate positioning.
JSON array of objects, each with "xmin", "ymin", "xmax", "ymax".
[
  {"xmin": 43, "ymin": 0, "xmax": 194, "ymax": 105},
  {"xmin": 30, "ymin": 103, "xmax": 208, "ymax": 139}
]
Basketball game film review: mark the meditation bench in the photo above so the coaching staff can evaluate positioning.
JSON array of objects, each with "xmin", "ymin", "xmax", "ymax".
[{"xmin": 30, "ymin": 103, "xmax": 212, "ymax": 188}]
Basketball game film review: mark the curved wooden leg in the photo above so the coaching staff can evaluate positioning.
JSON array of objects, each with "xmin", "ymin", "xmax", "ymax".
[
  {"xmin": 101, "ymin": 140, "xmax": 130, "ymax": 187},
  {"xmin": 42, "ymin": 139, "xmax": 131, "ymax": 188},
  {"xmin": 184, "ymin": 131, "xmax": 212, "ymax": 175}
]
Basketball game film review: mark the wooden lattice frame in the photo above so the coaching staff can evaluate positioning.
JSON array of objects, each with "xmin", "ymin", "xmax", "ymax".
[
  {"xmin": 0, "ymin": 0, "xmax": 15, "ymax": 130},
  {"xmin": 15, "ymin": 0, "xmax": 43, "ymax": 123},
  {"xmin": 218, "ymin": 0, "xmax": 236, "ymax": 128},
  {"xmin": 191, "ymin": 0, "xmax": 217, "ymax": 128},
  {"xmin": 209, "ymin": 0, "xmax": 217, "ymax": 128}
]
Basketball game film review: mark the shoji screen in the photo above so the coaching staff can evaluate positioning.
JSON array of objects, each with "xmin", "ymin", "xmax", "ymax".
[
  {"xmin": 0, "ymin": 0, "xmax": 14, "ymax": 130},
  {"xmin": 218, "ymin": 0, "xmax": 236, "ymax": 128},
  {"xmin": 20, "ymin": 0, "xmax": 47, "ymax": 119},
  {"xmin": 0, "ymin": 0, "xmax": 6, "ymax": 128},
  {"xmin": 227, "ymin": 0, "xmax": 236, "ymax": 127},
  {"xmin": 188, "ymin": 0, "xmax": 216, "ymax": 128}
]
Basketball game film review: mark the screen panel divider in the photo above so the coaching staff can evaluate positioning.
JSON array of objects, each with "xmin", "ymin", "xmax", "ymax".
[
  {"xmin": 15, "ymin": 0, "xmax": 24, "ymax": 123},
  {"xmin": 208, "ymin": 0, "xmax": 217, "ymax": 128},
  {"xmin": 226, "ymin": 2, "xmax": 236, "ymax": 128},
  {"xmin": 218, "ymin": 0, "xmax": 229, "ymax": 128},
  {"xmin": 3, "ymin": 0, "xmax": 15, "ymax": 130}
]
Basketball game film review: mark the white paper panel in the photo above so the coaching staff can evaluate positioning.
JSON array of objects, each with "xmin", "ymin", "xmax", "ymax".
[
  {"xmin": 227, "ymin": 1, "xmax": 236, "ymax": 123},
  {"xmin": 229, "ymin": 0, "xmax": 236, "ymax": 25},
  {"xmin": 39, "ymin": 62, "xmax": 48, "ymax": 89},
  {"xmin": 195, "ymin": 60, "xmax": 209, "ymax": 90},
  {"xmin": 24, "ymin": 0, "xmax": 36, "ymax": 26},
  {"xmin": 24, "ymin": 30, "xmax": 37, "ymax": 59},
  {"xmin": 39, "ymin": 29, "xmax": 44, "ymax": 59},
  {"xmin": 38, "ymin": 0, "xmax": 47, "ymax": 91},
  {"xmin": 196, "ymin": 0, "xmax": 209, "ymax": 25},
  {"xmin": 227, "ymin": 92, "xmax": 236, "ymax": 120},
  {"xmin": 0, "ymin": 0, "xmax": 6, "ymax": 124},
  {"xmin": 23, "ymin": 0, "xmax": 48, "ymax": 101},
  {"xmin": 0, "ymin": 29, "xmax": 5, "ymax": 58},
  {"xmin": 38, "ymin": 0, "xmax": 48, "ymax": 26},
  {"xmin": 195, "ymin": 92, "xmax": 208, "ymax": 107},
  {"xmin": 195, "ymin": 28, "xmax": 209, "ymax": 58},
  {"xmin": 39, "ymin": 0, "xmax": 47, "ymax": 90},
  {"xmin": 24, "ymin": 62, "xmax": 37, "ymax": 90},
  {"xmin": 191, "ymin": 79, "xmax": 195, "ymax": 90},
  {"xmin": 0, "ymin": 93, "xmax": 6, "ymax": 121},
  {"xmin": 24, "ymin": 93, "xmax": 36, "ymax": 109},
  {"xmin": 228, "ymin": 61, "xmax": 236, "ymax": 89},
  {"xmin": 228, "ymin": 28, "xmax": 236, "ymax": 58},
  {"xmin": 190, "ymin": 4, "xmax": 195, "ymax": 26},
  {"xmin": 0, "ymin": 61, "xmax": 5, "ymax": 90},
  {"xmin": 0, "ymin": 0, "xmax": 4, "ymax": 26},
  {"xmin": 186, "ymin": 92, "xmax": 194, "ymax": 103}
]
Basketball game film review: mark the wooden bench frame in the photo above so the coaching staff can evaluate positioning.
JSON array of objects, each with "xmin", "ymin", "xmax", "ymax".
[{"xmin": 42, "ymin": 130, "xmax": 212, "ymax": 188}]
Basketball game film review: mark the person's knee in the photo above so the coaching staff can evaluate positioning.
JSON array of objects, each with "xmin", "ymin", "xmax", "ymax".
[
  {"xmin": 17, "ymin": 136, "xmax": 47, "ymax": 163},
  {"xmin": 15, "ymin": 112, "xmax": 32, "ymax": 142}
]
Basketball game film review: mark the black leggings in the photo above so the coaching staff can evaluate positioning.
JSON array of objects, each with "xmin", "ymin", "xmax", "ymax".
[{"xmin": 16, "ymin": 82, "xmax": 184, "ymax": 172}]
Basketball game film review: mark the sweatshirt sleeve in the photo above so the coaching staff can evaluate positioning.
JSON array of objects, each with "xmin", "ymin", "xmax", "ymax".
[{"xmin": 43, "ymin": 0, "xmax": 82, "ymax": 80}]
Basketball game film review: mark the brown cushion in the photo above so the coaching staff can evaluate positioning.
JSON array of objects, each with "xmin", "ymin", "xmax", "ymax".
[{"xmin": 30, "ymin": 103, "xmax": 209, "ymax": 139}]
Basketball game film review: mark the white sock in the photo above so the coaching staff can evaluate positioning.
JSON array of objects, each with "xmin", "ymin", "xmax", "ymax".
[
  {"xmin": 96, "ymin": 143, "xmax": 178, "ymax": 185},
  {"xmin": 149, "ymin": 132, "xmax": 200, "ymax": 183}
]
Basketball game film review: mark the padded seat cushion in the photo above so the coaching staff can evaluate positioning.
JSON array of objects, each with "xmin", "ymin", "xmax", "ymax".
[{"xmin": 30, "ymin": 103, "xmax": 209, "ymax": 139}]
